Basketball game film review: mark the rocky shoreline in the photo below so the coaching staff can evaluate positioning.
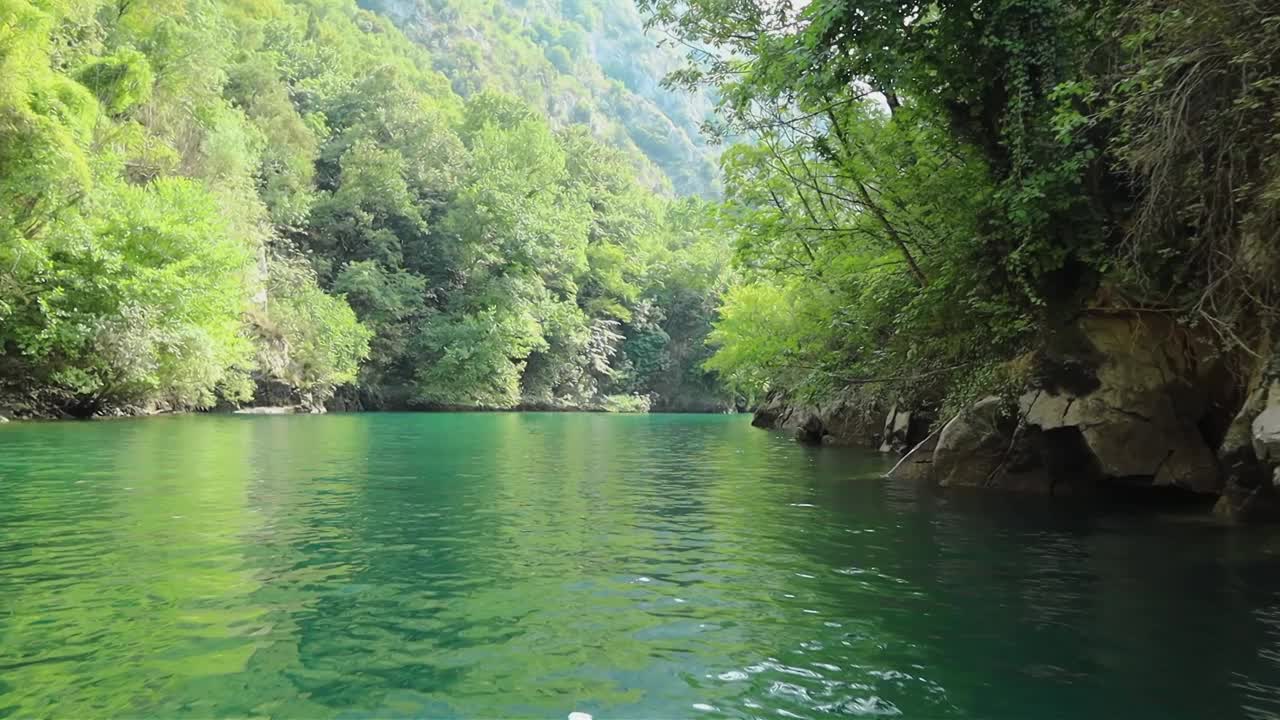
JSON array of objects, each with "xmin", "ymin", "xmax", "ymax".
[{"xmin": 753, "ymin": 313, "xmax": 1280, "ymax": 522}]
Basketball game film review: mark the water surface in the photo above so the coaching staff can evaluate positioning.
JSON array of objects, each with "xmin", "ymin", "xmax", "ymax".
[{"xmin": 2, "ymin": 413, "xmax": 1280, "ymax": 718}]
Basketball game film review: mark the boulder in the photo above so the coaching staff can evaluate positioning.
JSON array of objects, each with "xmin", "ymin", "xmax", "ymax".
[
  {"xmin": 1020, "ymin": 388, "xmax": 1218, "ymax": 493},
  {"xmin": 1216, "ymin": 377, "xmax": 1280, "ymax": 521},
  {"xmin": 750, "ymin": 392, "xmax": 788, "ymax": 429},
  {"xmin": 0, "ymin": 415, "xmax": 8, "ymax": 423},
  {"xmin": 234, "ymin": 406, "xmax": 297, "ymax": 415},
  {"xmin": 912, "ymin": 314, "xmax": 1228, "ymax": 497},
  {"xmin": 1252, "ymin": 383, "xmax": 1280, "ymax": 463},
  {"xmin": 751, "ymin": 389, "xmax": 887, "ymax": 447},
  {"xmin": 932, "ymin": 397, "xmax": 1008, "ymax": 488},
  {"xmin": 1014, "ymin": 315, "xmax": 1223, "ymax": 494},
  {"xmin": 887, "ymin": 427, "xmax": 941, "ymax": 483},
  {"xmin": 932, "ymin": 397, "xmax": 1062, "ymax": 493},
  {"xmin": 879, "ymin": 405, "xmax": 914, "ymax": 453},
  {"xmin": 1214, "ymin": 383, "xmax": 1276, "ymax": 520},
  {"xmin": 794, "ymin": 414, "xmax": 826, "ymax": 445}
]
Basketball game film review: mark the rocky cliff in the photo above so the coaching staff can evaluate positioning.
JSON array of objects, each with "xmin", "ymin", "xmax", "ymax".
[{"xmin": 754, "ymin": 313, "xmax": 1280, "ymax": 521}]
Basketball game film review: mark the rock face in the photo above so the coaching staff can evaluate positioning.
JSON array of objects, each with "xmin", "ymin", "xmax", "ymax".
[
  {"xmin": 244, "ymin": 377, "xmax": 327, "ymax": 414},
  {"xmin": 879, "ymin": 404, "xmax": 928, "ymax": 454},
  {"xmin": 930, "ymin": 396, "xmax": 1061, "ymax": 492},
  {"xmin": 759, "ymin": 314, "xmax": 1280, "ymax": 519},
  {"xmin": 1015, "ymin": 315, "xmax": 1226, "ymax": 494},
  {"xmin": 891, "ymin": 314, "xmax": 1234, "ymax": 498},
  {"xmin": 888, "ymin": 430, "xmax": 940, "ymax": 483},
  {"xmin": 1216, "ymin": 372, "xmax": 1280, "ymax": 521},
  {"xmin": 233, "ymin": 406, "xmax": 300, "ymax": 415},
  {"xmin": 752, "ymin": 390, "xmax": 934, "ymax": 449},
  {"xmin": 752, "ymin": 389, "xmax": 888, "ymax": 446},
  {"xmin": 1253, "ymin": 388, "xmax": 1280, "ymax": 464},
  {"xmin": 931, "ymin": 397, "xmax": 1010, "ymax": 488},
  {"xmin": 925, "ymin": 397, "xmax": 1096, "ymax": 494}
]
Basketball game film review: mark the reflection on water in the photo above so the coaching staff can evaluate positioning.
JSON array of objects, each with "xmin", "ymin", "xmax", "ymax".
[{"xmin": 2, "ymin": 413, "xmax": 1280, "ymax": 718}]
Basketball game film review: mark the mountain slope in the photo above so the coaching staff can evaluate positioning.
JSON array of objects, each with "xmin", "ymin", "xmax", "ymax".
[{"xmin": 359, "ymin": 0, "xmax": 721, "ymax": 197}]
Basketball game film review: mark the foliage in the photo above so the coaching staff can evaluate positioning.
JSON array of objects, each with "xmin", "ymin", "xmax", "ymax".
[
  {"xmin": 6, "ymin": 177, "xmax": 257, "ymax": 412},
  {"xmin": 413, "ymin": 308, "xmax": 547, "ymax": 408},
  {"xmin": 365, "ymin": 0, "xmax": 723, "ymax": 197},
  {"xmin": 600, "ymin": 393, "xmax": 651, "ymax": 413},
  {"xmin": 74, "ymin": 48, "xmax": 153, "ymax": 116},
  {"xmin": 1106, "ymin": 0, "xmax": 1280, "ymax": 346},
  {"xmin": 262, "ymin": 257, "xmax": 372, "ymax": 398},
  {"xmin": 642, "ymin": 0, "xmax": 1280, "ymax": 414},
  {"xmin": 0, "ymin": 0, "xmax": 734, "ymax": 415}
]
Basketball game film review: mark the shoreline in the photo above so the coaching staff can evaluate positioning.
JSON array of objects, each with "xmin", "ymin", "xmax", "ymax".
[{"xmin": 0, "ymin": 405, "xmax": 742, "ymax": 424}]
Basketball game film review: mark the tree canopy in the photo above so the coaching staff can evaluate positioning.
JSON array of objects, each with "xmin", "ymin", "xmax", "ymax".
[
  {"xmin": 0, "ymin": 0, "xmax": 734, "ymax": 416},
  {"xmin": 641, "ymin": 0, "xmax": 1280, "ymax": 411}
]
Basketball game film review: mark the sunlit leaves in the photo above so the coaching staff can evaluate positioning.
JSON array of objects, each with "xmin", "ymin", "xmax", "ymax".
[
  {"xmin": 0, "ymin": 0, "xmax": 736, "ymax": 415},
  {"xmin": 22, "ymin": 178, "xmax": 257, "ymax": 409}
]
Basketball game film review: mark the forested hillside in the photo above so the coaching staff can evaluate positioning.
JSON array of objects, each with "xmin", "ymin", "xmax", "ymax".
[
  {"xmin": 363, "ymin": 0, "xmax": 722, "ymax": 198},
  {"xmin": 0, "ymin": 0, "xmax": 733, "ymax": 418}
]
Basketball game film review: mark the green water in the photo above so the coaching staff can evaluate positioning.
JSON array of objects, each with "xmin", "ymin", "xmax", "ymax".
[{"xmin": 2, "ymin": 414, "xmax": 1280, "ymax": 718}]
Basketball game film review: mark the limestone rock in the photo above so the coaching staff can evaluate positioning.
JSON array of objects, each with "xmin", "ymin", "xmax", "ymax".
[
  {"xmin": 933, "ymin": 397, "xmax": 1008, "ymax": 488},
  {"xmin": 750, "ymin": 392, "xmax": 789, "ymax": 429},
  {"xmin": 1022, "ymin": 384, "xmax": 1219, "ymax": 492},
  {"xmin": 879, "ymin": 405, "xmax": 915, "ymax": 453},
  {"xmin": 234, "ymin": 406, "xmax": 297, "ymax": 415},
  {"xmin": 794, "ymin": 413, "xmax": 825, "ymax": 445},
  {"xmin": 932, "ymin": 396, "xmax": 1060, "ymax": 493},
  {"xmin": 927, "ymin": 315, "xmax": 1228, "ymax": 497},
  {"xmin": 1014, "ymin": 315, "xmax": 1223, "ymax": 494},
  {"xmin": 1216, "ymin": 379, "xmax": 1280, "ymax": 521},
  {"xmin": 1020, "ymin": 390, "xmax": 1077, "ymax": 429},
  {"xmin": 1252, "ymin": 383, "xmax": 1280, "ymax": 463},
  {"xmin": 751, "ymin": 389, "xmax": 887, "ymax": 447},
  {"xmin": 887, "ymin": 428, "xmax": 941, "ymax": 483}
]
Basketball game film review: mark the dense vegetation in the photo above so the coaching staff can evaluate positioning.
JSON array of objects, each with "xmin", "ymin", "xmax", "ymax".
[
  {"xmin": 9, "ymin": 0, "xmax": 1272, "ymax": 421},
  {"xmin": 363, "ymin": 0, "xmax": 722, "ymax": 197},
  {"xmin": 642, "ymin": 0, "xmax": 1280, "ymax": 412},
  {"xmin": 0, "ymin": 0, "xmax": 732, "ymax": 417}
]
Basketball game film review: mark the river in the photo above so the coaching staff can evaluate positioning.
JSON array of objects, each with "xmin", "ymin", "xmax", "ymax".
[{"xmin": 2, "ymin": 413, "xmax": 1280, "ymax": 718}]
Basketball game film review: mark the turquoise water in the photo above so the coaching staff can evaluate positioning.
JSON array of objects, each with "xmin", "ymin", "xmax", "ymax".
[{"xmin": 1, "ymin": 412, "xmax": 1280, "ymax": 718}]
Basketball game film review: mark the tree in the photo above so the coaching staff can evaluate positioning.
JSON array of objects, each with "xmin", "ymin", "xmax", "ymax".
[
  {"xmin": 14, "ymin": 178, "xmax": 257, "ymax": 412},
  {"xmin": 0, "ymin": 0, "xmax": 736, "ymax": 415}
]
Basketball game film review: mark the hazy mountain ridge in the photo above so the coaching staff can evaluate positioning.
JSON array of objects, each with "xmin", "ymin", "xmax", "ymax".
[{"xmin": 358, "ymin": 0, "xmax": 720, "ymax": 197}]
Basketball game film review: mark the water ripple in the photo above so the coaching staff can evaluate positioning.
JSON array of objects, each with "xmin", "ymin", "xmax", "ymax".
[{"xmin": 1, "ymin": 413, "xmax": 1279, "ymax": 718}]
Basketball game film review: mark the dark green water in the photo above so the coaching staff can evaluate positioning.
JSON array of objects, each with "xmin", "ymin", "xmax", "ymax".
[{"xmin": 3, "ymin": 414, "xmax": 1280, "ymax": 718}]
